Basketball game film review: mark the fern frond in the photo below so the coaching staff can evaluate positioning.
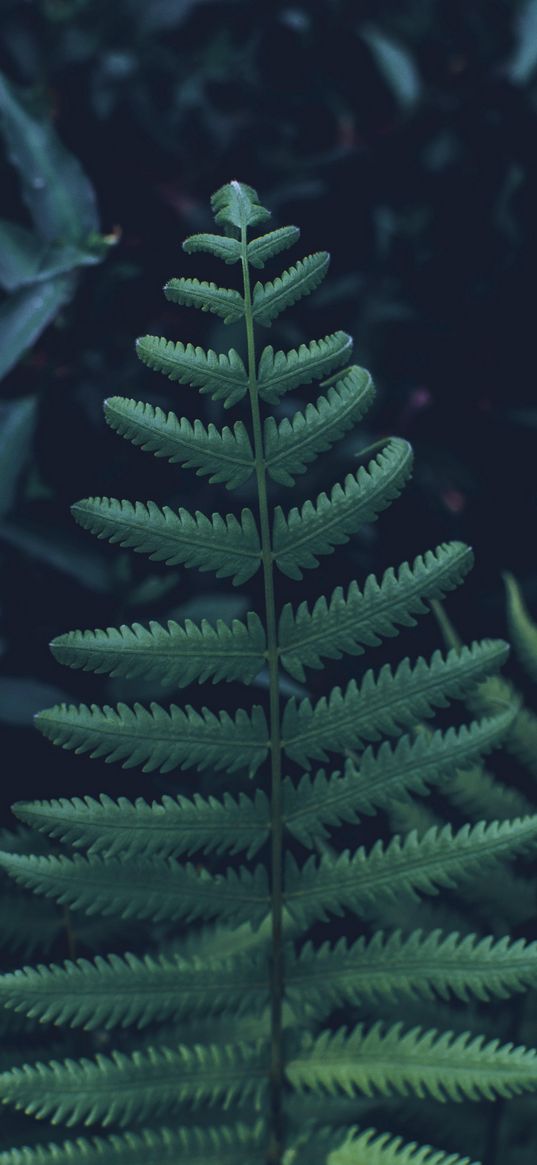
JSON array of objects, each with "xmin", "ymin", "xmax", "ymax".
[
  {"xmin": 264, "ymin": 366, "xmax": 374, "ymax": 487},
  {"xmin": 71, "ymin": 497, "xmax": 261, "ymax": 585},
  {"xmin": 287, "ymin": 930, "xmax": 537, "ymax": 1011},
  {"xmin": 257, "ymin": 332, "xmax": 352, "ymax": 404},
  {"xmin": 211, "ymin": 181, "xmax": 271, "ymax": 231},
  {"xmin": 182, "ymin": 232, "xmax": 242, "ymax": 263},
  {"xmin": 509, "ymin": 706, "xmax": 537, "ymax": 778},
  {"xmin": 34, "ymin": 700, "xmax": 268, "ymax": 775},
  {"xmin": 273, "ymin": 439, "xmax": 413, "ymax": 580},
  {"xmin": 252, "ymin": 253, "xmax": 330, "ymax": 325},
  {"xmin": 282, "ymin": 640, "xmax": 508, "ymax": 767},
  {"xmin": 284, "ymin": 711, "xmax": 514, "ymax": 845},
  {"xmin": 286, "ymin": 1021, "xmax": 537, "ymax": 1102},
  {"xmin": 305, "ymin": 1125, "xmax": 477, "ymax": 1165},
  {"xmin": 445, "ymin": 764, "xmax": 533, "ymax": 823},
  {"xmin": 0, "ymin": 851, "xmax": 270, "ymax": 928},
  {"xmin": 49, "ymin": 610, "xmax": 266, "ymax": 687},
  {"xmin": 279, "ymin": 542, "xmax": 473, "ymax": 679},
  {"xmin": 14, "ymin": 786, "xmax": 269, "ymax": 860},
  {"xmin": 247, "ymin": 225, "xmax": 300, "ymax": 268},
  {"xmin": 135, "ymin": 337, "xmax": 248, "ymax": 409},
  {"xmin": 0, "ymin": 1122, "xmax": 265, "ymax": 1165},
  {"xmin": 0, "ymin": 1038, "xmax": 267, "ymax": 1127},
  {"xmin": 504, "ymin": 572, "xmax": 537, "ymax": 682},
  {"xmin": 0, "ymin": 948, "xmax": 268, "ymax": 1030},
  {"xmin": 163, "ymin": 278, "xmax": 244, "ymax": 323},
  {"xmin": 284, "ymin": 816, "xmax": 537, "ymax": 925},
  {"xmin": 104, "ymin": 397, "xmax": 254, "ymax": 489}
]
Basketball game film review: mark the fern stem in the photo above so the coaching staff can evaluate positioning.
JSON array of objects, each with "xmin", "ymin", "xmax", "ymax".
[{"xmin": 241, "ymin": 226, "xmax": 284, "ymax": 1164}]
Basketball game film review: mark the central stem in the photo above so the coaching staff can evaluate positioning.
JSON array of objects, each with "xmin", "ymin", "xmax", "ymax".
[{"xmin": 240, "ymin": 227, "xmax": 284, "ymax": 1163}]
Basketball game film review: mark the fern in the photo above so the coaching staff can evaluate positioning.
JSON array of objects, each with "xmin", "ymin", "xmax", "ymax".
[
  {"xmin": 103, "ymin": 396, "xmax": 255, "ymax": 489},
  {"xmin": 1, "ymin": 181, "xmax": 535, "ymax": 1165}
]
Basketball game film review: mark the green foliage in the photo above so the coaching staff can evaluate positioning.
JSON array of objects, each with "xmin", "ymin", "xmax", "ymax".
[
  {"xmin": 287, "ymin": 1023, "xmax": 537, "ymax": 1102},
  {"xmin": 70, "ymin": 496, "xmax": 261, "ymax": 584},
  {"xmin": 0, "ymin": 1122, "xmax": 265, "ymax": 1165},
  {"xmin": 279, "ymin": 542, "xmax": 473, "ymax": 679},
  {"xmin": 103, "ymin": 396, "xmax": 254, "ymax": 489},
  {"xmin": 1, "ymin": 181, "xmax": 535, "ymax": 1165},
  {"xmin": 0, "ymin": 71, "xmax": 111, "ymax": 380},
  {"xmin": 49, "ymin": 609, "xmax": 266, "ymax": 687},
  {"xmin": 264, "ymin": 366, "xmax": 374, "ymax": 487}
]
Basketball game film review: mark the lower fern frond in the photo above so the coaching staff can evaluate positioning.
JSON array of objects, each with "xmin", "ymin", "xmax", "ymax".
[
  {"xmin": 0, "ymin": 1121, "xmax": 265, "ymax": 1165},
  {"xmin": 294, "ymin": 1125, "xmax": 479, "ymax": 1165},
  {"xmin": 279, "ymin": 541, "xmax": 473, "ymax": 680},
  {"xmin": 13, "ymin": 788, "xmax": 270, "ymax": 860},
  {"xmin": 284, "ymin": 816, "xmax": 537, "ymax": 926},
  {"xmin": 282, "ymin": 640, "xmax": 509, "ymax": 767},
  {"xmin": 34, "ymin": 700, "xmax": 269, "ymax": 776},
  {"xmin": 50, "ymin": 610, "xmax": 266, "ymax": 688},
  {"xmin": 0, "ymin": 852, "xmax": 270, "ymax": 927},
  {"xmin": 286, "ymin": 1022, "xmax": 537, "ymax": 1102},
  {"xmin": 71, "ymin": 497, "xmax": 261, "ymax": 586},
  {"xmin": 286, "ymin": 931, "xmax": 537, "ymax": 1012},
  {"xmin": 0, "ymin": 1039, "xmax": 267, "ymax": 1127},
  {"xmin": 283, "ymin": 711, "xmax": 514, "ymax": 845},
  {"xmin": 0, "ymin": 948, "xmax": 269, "ymax": 1030}
]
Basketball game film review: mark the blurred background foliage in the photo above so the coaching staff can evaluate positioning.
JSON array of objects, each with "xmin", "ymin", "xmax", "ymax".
[{"xmin": 0, "ymin": 0, "xmax": 536, "ymax": 822}]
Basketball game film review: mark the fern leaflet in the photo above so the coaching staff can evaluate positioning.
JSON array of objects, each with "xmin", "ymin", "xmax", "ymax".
[{"xmin": 104, "ymin": 397, "xmax": 254, "ymax": 489}]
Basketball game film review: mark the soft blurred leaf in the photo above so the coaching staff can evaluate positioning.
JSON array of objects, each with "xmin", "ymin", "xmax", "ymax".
[
  {"xmin": 135, "ymin": 0, "xmax": 232, "ymax": 33},
  {"xmin": 0, "ymin": 397, "xmax": 37, "ymax": 520},
  {"xmin": 0, "ymin": 273, "xmax": 75, "ymax": 381},
  {"xmin": 0, "ymin": 221, "xmax": 106, "ymax": 292},
  {"xmin": 362, "ymin": 26, "xmax": 421, "ymax": 109},
  {"xmin": 0, "ymin": 222, "xmax": 44, "ymax": 292},
  {"xmin": 506, "ymin": 408, "xmax": 537, "ymax": 428},
  {"xmin": 0, "ymin": 677, "xmax": 71, "ymax": 725},
  {"xmin": 0, "ymin": 70, "xmax": 99, "ymax": 243},
  {"xmin": 507, "ymin": 0, "xmax": 537, "ymax": 83},
  {"xmin": 126, "ymin": 571, "xmax": 181, "ymax": 608},
  {"xmin": 0, "ymin": 521, "xmax": 112, "ymax": 591}
]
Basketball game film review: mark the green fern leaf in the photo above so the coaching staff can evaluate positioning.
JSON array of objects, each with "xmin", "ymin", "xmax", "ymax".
[
  {"xmin": 247, "ymin": 225, "xmax": 300, "ymax": 268},
  {"xmin": 71, "ymin": 497, "xmax": 261, "ymax": 585},
  {"xmin": 284, "ymin": 816, "xmax": 537, "ymax": 926},
  {"xmin": 0, "ymin": 948, "xmax": 268, "ymax": 1030},
  {"xmin": 264, "ymin": 366, "xmax": 374, "ymax": 487},
  {"xmin": 504, "ymin": 572, "xmax": 537, "ymax": 682},
  {"xmin": 34, "ymin": 700, "xmax": 268, "ymax": 775},
  {"xmin": 163, "ymin": 277, "xmax": 244, "ymax": 323},
  {"xmin": 0, "ymin": 1038, "xmax": 267, "ymax": 1127},
  {"xmin": 182, "ymin": 232, "xmax": 242, "ymax": 263},
  {"xmin": 0, "ymin": 851, "xmax": 270, "ymax": 928},
  {"xmin": 257, "ymin": 332, "xmax": 353, "ymax": 405},
  {"xmin": 0, "ymin": 1122, "xmax": 265, "ymax": 1165},
  {"xmin": 251, "ymin": 253, "xmax": 330, "ymax": 325},
  {"xmin": 104, "ymin": 396, "xmax": 254, "ymax": 489},
  {"xmin": 49, "ymin": 610, "xmax": 266, "ymax": 687},
  {"xmin": 211, "ymin": 181, "xmax": 271, "ymax": 231},
  {"xmin": 282, "ymin": 640, "xmax": 508, "ymax": 768},
  {"xmin": 135, "ymin": 336, "xmax": 248, "ymax": 409},
  {"xmin": 14, "ymin": 787, "xmax": 270, "ymax": 860},
  {"xmin": 287, "ymin": 930, "xmax": 537, "ymax": 1012},
  {"xmin": 303, "ymin": 1125, "xmax": 477, "ymax": 1165},
  {"xmin": 279, "ymin": 542, "xmax": 473, "ymax": 679},
  {"xmin": 284, "ymin": 710, "xmax": 514, "ymax": 845},
  {"xmin": 445, "ymin": 763, "xmax": 533, "ymax": 823},
  {"xmin": 273, "ymin": 439, "xmax": 413, "ymax": 580},
  {"xmin": 286, "ymin": 1021, "xmax": 537, "ymax": 1102}
]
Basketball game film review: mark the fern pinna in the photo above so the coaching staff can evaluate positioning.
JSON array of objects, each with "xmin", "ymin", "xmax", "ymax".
[{"xmin": 1, "ymin": 181, "xmax": 537, "ymax": 1165}]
